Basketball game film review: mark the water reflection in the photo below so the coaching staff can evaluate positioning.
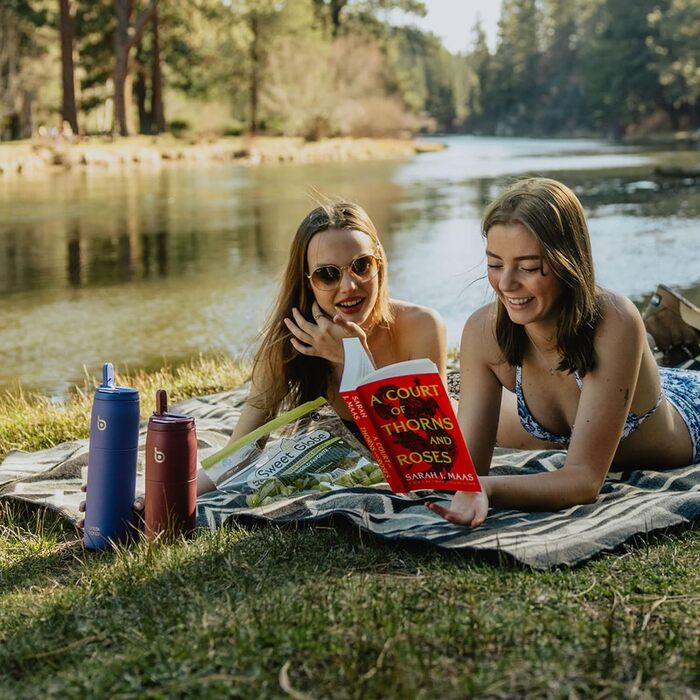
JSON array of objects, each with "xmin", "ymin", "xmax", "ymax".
[
  {"xmin": 0, "ymin": 138, "xmax": 699, "ymax": 397},
  {"xmin": 66, "ymin": 223, "xmax": 82, "ymax": 286}
]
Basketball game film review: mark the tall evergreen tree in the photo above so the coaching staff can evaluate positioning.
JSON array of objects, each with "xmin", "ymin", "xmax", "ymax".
[
  {"xmin": 465, "ymin": 19, "xmax": 491, "ymax": 128},
  {"xmin": 580, "ymin": 0, "xmax": 670, "ymax": 135},
  {"xmin": 0, "ymin": 1, "xmax": 49, "ymax": 139},
  {"xmin": 487, "ymin": 0, "xmax": 541, "ymax": 134},
  {"xmin": 537, "ymin": 0, "xmax": 585, "ymax": 134},
  {"xmin": 648, "ymin": 0, "xmax": 700, "ymax": 129}
]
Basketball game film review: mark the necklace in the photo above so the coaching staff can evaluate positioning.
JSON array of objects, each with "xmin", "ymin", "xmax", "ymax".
[{"xmin": 527, "ymin": 335, "xmax": 559, "ymax": 376}]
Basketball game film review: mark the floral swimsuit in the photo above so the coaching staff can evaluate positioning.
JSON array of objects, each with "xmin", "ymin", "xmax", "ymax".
[{"xmin": 515, "ymin": 366, "xmax": 700, "ymax": 463}]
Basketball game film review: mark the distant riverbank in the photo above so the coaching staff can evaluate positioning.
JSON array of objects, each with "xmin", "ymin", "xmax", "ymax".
[{"xmin": 0, "ymin": 135, "xmax": 445, "ymax": 178}]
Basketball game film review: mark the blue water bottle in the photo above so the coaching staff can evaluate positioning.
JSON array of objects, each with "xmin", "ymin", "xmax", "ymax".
[{"xmin": 83, "ymin": 363, "xmax": 140, "ymax": 550}]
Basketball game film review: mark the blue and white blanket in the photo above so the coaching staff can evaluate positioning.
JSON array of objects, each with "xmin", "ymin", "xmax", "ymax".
[{"xmin": 1, "ymin": 376, "xmax": 698, "ymax": 569}]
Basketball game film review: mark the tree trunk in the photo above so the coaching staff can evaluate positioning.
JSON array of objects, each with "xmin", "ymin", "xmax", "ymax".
[
  {"xmin": 59, "ymin": 0, "xmax": 79, "ymax": 134},
  {"xmin": 134, "ymin": 65, "xmax": 150, "ymax": 134},
  {"xmin": 150, "ymin": 7, "xmax": 165, "ymax": 133},
  {"xmin": 113, "ymin": 0, "xmax": 159, "ymax": 137},
  {"xmin": 113, "ymin": 0, "xmax": 131, "ymax": 136},
  {"xmin": 330, "ymin": 0, "xmax": 348, "ymax": 36},
  {"xmin": 20, "ymin": 90, "xmax": 33, "ymax": 138},
  {"xmin": 249, "ymin": 13, "xmax": 259, "ymax": 133}
]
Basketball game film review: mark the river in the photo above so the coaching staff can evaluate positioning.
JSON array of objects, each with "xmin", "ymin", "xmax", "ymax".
[{"xmin": 1, "ymin": 136, "xmax": 699, "ymax": 397}]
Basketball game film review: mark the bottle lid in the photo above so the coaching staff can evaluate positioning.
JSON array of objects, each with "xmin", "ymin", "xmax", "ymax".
[
  {"xmin": 148, "ymin": 389, "xmax": 195, "ymax": 432},
  {"xmin": 94, "ymin": 363, "xmax": 139, "ymax": 401}
]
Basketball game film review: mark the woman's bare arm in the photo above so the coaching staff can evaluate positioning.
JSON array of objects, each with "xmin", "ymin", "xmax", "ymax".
[
  {"xmin": 426, "ymin": 306, "xmax": 502, "ymax": 526},
  {"xmin": 457, "ymin": 306, "xmax": 503, "ymax": 475},
  {"xmin": 197, "ymin": 365, "xmax": 275, "ymax": 496}
]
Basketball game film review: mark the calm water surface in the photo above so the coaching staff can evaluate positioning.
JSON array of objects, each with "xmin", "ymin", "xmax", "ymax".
[{"xmin": 1, "ymin": 136, "xmax": 699, "ymax": 397}]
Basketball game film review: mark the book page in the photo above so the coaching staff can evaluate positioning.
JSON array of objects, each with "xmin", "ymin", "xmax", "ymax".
[
  {"xmin": 339, "ymin": 338, "xmax": 376, "ymax": 392},
  {"xmin": 362, "ymin": 357, "xmax": 436, "ymax": 383},
  {"xmin": 340, "ymin": 337, "xmax": 438, "ymax": 391}
]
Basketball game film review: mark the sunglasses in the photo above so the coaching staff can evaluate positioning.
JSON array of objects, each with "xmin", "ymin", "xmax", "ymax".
[{"xmin": 307, "ymin": 254, "xmax": 381, "ymax": 290}]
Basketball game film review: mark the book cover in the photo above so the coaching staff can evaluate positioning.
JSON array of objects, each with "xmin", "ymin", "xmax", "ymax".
[{"xmin": 339, "ymin": 337, "xmax": 480, "ymax": 494}]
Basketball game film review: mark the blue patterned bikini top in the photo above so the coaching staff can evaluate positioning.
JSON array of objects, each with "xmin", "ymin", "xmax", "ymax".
[{"xmin": 515, "ymin": 365, "xmax": 662, "ymax": 446}]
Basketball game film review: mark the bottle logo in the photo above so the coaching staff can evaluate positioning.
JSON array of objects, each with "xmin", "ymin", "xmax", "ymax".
[
  {"xmin": 154, "ymin": 447, "xmax": 166, "ymax": 464},
  {"xmin": 97, "ymin": 416, "xmax": 107, "ymax": 431}
]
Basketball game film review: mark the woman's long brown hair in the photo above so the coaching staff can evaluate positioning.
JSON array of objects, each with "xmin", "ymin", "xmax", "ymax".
[
  {"xmin": 482, "ymin": 178, "xmax": 602, "ymax": 376},
  {"xmin": 248, "ymin": 200, "xmax": 393, "ymax": 417}
]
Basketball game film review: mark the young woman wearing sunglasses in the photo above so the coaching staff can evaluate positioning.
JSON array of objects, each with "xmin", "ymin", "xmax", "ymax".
[
  {"xmin": 196, "ymin": 201, "xmax": 447, "ymax": 495},
  {"xmin": 427, "ymin": 178, "xmax": 700, "ymax": 527}
]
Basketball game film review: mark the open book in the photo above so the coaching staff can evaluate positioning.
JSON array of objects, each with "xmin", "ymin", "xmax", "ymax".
[{"xmin": 339, "ymin": 337, "xmax": 480, "ymax": 494}]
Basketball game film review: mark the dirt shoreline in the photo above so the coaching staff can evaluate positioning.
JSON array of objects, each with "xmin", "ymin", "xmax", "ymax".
[{"xmin": 0, "ymin": 135, "xmax": 446, "ymax": 178}]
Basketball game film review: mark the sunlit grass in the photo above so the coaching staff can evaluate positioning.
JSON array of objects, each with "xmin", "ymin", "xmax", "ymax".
[{"xmin": 0, "ymin": 354, "xmax": 249, "ymax": 461}]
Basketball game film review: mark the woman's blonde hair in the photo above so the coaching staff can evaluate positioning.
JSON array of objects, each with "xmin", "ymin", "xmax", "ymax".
[
  {"xmin": 250, "ymin": 200, "xmax": 393, "ymax": 416},
  {"xmin": 482, "ymin": 177, "xmax": 601, "ymax": 375}
]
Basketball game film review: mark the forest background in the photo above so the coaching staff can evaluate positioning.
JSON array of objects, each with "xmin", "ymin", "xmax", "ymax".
[{"xmin": 2, "ymin": 0, "xmax": 700, "ymax": 144}]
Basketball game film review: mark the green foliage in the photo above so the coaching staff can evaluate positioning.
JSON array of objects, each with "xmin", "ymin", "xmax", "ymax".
[
  {"xmin": 0, "ymin": 0, "xmax": 52, "ymax": 139},
  {"xmin": 5, "ymin": 0, "xmax": 700, "ymax": 140},
  {"xmin": 485, "ymin": 0, "xmax": 542, "ymax": 135},
  {"xmin": 75, "ymin": 0, "xmax": 114, "ymax": 114},
  {"xmin": 313, "ymin": 0, "xmax": 426, "ymax": 38},
  {"xmin": 461, "ymin": 0, "xmax": 700, "ymax": 137},
  {"xmin": 168, "ymin": 118, "xmax": 190, "ymax": 136},
  {"xmin": 580, "ymin": 0, "xmax": 670, "ymax": 132},
  {"xmin": 648, "ymin": 0, "xmax": 700, "ymax": 128}
]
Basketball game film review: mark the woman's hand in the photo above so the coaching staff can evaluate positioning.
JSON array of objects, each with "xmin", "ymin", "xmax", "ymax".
[
  {"xmin": 284, "ymin": 301, "xmax": 368, "ymax": 364},
  {"xmin": 426, "ymin": 486, "xmax": 490, "ymax": 528}
]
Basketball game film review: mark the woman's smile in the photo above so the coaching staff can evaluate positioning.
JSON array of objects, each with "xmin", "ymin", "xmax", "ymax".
[
  {"xmin": 486, "ymin": 222, "xmax": 563, "ymax": 327},
  {"xmin": 335, "ymin": 296, "xmax": 366, "ymax": 315}
]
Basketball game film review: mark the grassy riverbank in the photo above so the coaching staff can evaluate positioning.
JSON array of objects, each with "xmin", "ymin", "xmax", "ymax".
[
  {"xmin": 1, "ymin": 358, "xmax": 698, "ymax": 698},
  {"xmin": 0, "ymin": 355, "xmax": 248, "ymax": 461},
  {"xmin": 0, "ymin": 135, "xmax": 445, "ymax": 178}
]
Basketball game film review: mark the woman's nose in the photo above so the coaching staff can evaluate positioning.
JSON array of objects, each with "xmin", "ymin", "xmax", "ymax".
[
  {"xmin": 338, "ymin": 268, "xmax": 358, "ymax": 292},
  {"xmin": 498, "ymin": 267, "xmax": 518, "ymax": 291}
]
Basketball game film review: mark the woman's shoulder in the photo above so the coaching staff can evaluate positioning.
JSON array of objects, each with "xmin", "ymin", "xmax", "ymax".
[
  {"xmin": 389, "ymin": 299, "xmax": 445, "ymax": 333},
  {"xmin": 388, "ymin": 299, "xmax": 446, "ymax": 362},
  {"xmin": 461, "ymin": 301, "xmax": 498, "ymax": 337},
  {"xmin": 593, "ymin": 288, "xmax": 646, "ymax": 355},
  {"xmin": 460, "ymin": 301, "xmax": 500, "ymax": 358},
  {"xmin": 596, "ymin": 288, "xmax": 644, "ymax": 332}
]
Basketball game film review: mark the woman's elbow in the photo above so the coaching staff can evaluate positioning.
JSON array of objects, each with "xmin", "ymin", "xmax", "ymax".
[
  {"xmin": 560, "ymin": 470, "xmax": 604, "ymax": 507},
  {"xmin": 578, "ymin": 484, "xmax": 601, "ymax": 506}
]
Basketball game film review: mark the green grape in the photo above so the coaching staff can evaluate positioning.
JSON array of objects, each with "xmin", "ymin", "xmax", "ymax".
[
  {"xmin": 246, "ymin": 493, "xmax": 261, "ymax": 508},
  {"xmin": 258, "ymin": 479, "xmax": 282, "ymax": 499},
  {"xmin": 366, "ymin": 470, "xmax": 385, "ymax": 485}
]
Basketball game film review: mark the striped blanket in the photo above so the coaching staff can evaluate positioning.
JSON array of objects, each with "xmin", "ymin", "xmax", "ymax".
[{"xmin": 1, "ymin": 378, "xmax": 698, "ymax": 569}]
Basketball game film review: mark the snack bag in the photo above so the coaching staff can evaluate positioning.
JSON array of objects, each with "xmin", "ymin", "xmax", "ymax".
[{"xmin": 200, "ymin": 399, "xmax": 385, "ymax": 507}]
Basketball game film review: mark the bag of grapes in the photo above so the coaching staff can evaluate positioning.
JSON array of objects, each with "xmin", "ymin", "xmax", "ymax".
[{"xmin": 199, "ymin": 398, "xmax": 385, "ymax": 507}]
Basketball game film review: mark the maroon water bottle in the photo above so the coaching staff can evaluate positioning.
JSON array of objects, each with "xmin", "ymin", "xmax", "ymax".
[{"xmin": 144, "ymin": 389, "xmax": 197, "ymax": 539}]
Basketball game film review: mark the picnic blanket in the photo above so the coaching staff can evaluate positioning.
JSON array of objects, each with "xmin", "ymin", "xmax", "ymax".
[{"xmin": 1, "ymin": 376, "xmax": 699, "ymax": 569}]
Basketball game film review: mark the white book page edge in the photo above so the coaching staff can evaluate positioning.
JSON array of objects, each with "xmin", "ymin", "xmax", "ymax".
[{"xmin": 339, "ymin": 337, "xmax": 437, "ymax": 391}]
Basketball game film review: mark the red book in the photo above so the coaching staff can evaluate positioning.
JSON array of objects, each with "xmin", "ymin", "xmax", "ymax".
[{"xmin": 339, "ymin": 338, "xmax": 481, "ymax": 494}]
